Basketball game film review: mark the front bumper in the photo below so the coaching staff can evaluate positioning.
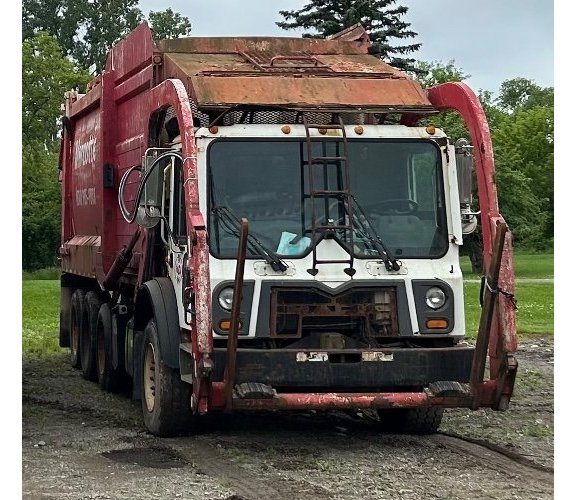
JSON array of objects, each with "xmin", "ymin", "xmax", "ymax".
[{"xmin": 212, "ymin": 346, "xmax": 474, "ymax": 390}]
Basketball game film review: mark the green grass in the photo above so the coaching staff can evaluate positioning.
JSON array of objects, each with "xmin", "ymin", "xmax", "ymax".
[
  {"xmin": 22, "ymin": 267, "xmax": 61, "ymax": 281},
  {"xmin": 22, "ymin": 280, "xmax": 64, "ymax": 357},
  {"xmin": 460, "ymin": 252, "xmax": 553, "ymax": 279},
  {"xmin": 464, "ymin": 282, "xmax": 553, "ymax": 338}
]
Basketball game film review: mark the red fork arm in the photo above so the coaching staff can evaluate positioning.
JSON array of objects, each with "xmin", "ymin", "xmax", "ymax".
[
  {"xmin": 223, "ymin": 218, "xmax": 249, "ymax": 412},
  {"xmin": 425, "ymin": 83, "xmax": 518, "ymax": 409}
]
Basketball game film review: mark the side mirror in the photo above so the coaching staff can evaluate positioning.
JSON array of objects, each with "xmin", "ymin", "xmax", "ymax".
[
  {"xmin": 455, "ymin": 138, "xmax": 478, "ymax": 234},
  {"xmin": 135, "ymin": 150, "xmax": 169, "ymax": 229}
]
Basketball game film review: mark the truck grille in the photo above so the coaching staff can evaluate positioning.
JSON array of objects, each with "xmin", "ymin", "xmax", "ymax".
[{"xmin": 270, "ymin": 287, "xmax": 399, "ymax": 338}]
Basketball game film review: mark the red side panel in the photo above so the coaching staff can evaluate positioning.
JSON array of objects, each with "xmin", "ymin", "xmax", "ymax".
[
  {"xmin": 62, "ymin": 23, "xmax": 156, "ymax": 281},
  {"xmin": 105, "ymin": 22, "xmax": 154, "ymax": 78}
]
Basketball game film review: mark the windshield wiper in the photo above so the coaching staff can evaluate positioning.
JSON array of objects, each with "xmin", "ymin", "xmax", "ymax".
[
  {"xmin": 350, "ymin": 196, "xmax": 401, "ymax": 271},
  {"xmin": 212, "ymin": 205, "xmax": 288, "ymax": 272}
]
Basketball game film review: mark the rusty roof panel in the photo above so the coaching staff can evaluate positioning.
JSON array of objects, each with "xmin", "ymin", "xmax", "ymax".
[
  {"xmin": 165, "ymin": 52, "xmax": 406, "ymax": 78},
  {"xmin": 316, "ymin": 55, "xmax": 405, "ymax": 76},
  {"xmin": 159, "ymin": 32, "xmax": 434, "ymax": 112},
  {"xmin": 190, "ymin": 75, "xmax": 432, "ymax": 111},
  {"xmin": 165, "ymin": 53, "xmax": 254, "ymax": 75},
  {"xmin": 157, "ymin": 37, "xmax": 370, "ymax": 56}
]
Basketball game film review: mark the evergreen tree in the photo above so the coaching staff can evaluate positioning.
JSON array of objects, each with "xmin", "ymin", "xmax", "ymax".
[{"xmin": 277, "ymin": 0, "xmax": 421, "ymax": 72}]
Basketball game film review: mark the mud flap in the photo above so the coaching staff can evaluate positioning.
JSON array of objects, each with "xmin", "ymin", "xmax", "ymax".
[
  {"xmin": 59, "ymin": 283, "xmax": 72, "ymax": 348},
  {"xmin": 111, "ymin": 312, "xmax": 127, "ymax": 371}
]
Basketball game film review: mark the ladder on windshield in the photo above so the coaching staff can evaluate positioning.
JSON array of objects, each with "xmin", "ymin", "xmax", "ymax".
[{"xmin": 303, "ymin": 115, "xmax": 356, "ymax": 276}]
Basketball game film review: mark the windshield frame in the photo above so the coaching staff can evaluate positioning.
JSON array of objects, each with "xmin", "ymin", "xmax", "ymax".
[{"xmin": 206, "ymin": 136, "xmax": 449, "ymax": 261}]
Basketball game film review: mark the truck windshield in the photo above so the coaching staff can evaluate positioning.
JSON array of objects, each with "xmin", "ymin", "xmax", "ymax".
[{"xmin": 208, "ymin": 139, "xmax": 448, "ymax": 259}]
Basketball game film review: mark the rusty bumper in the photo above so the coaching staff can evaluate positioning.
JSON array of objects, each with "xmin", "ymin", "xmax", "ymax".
[{"xmin": 205, "ymin": 345, "xmax": 505, "ymax": 411}]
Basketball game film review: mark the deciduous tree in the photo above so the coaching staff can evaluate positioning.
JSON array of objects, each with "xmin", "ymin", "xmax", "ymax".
[
  {"xmin": 148, "ymin": 8, "xmax": 192, "ymax": 40},
  {"xmin": 22, "ymin": 33, "xmax": 90, "ymax": 148}
]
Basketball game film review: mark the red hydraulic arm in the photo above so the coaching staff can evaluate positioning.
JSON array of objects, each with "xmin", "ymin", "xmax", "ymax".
[
  {"xmin": 147, "ymin": 78, "xmax": 213, "ymax": 414},
  {"xmin": 425, "ymin": 82, "xmax": 518, "ymax": 409}
]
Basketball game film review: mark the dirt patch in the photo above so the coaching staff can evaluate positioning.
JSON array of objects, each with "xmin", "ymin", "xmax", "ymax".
[
  {"xmin": 101, "ymin": 447, "xmax": 189, "ymax": 469},
  {"xmin": 22, "ymin": 337, "xmax": 553, "ymax": 499}
]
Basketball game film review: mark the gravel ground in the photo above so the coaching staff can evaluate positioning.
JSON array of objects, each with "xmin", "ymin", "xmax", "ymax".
[{"xmin": 22, "ymin": 336, "xmax": 553, "ymax": 499}]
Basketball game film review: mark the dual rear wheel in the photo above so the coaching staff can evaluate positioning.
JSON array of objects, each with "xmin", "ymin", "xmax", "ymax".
[{"xmin": 68, "ymin": 288, "xmax": 122, "ymax": 393}]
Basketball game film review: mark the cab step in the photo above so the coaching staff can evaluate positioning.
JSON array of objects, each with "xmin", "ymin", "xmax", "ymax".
[
  {"xmin": 427, "ymin": 381, "xmax": 470, "ymax": 397},
  {"xmin": 235, "ymin": 382, "xmax": 277, "ymax": 399}
]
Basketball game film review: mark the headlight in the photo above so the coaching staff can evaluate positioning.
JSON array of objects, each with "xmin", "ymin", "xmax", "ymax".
[
  {"xmin": 425, "ymin": 287, "xmax": 446, "ymax": 309},
  {"xmin": 218, "ymin": 287, "xmax": 234, "ymax": 311}
]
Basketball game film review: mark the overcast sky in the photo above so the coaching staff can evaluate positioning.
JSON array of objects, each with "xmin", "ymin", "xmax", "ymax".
[{"xmin": 140, "ymin": 0, "xmax": 554, "ymax": 95}]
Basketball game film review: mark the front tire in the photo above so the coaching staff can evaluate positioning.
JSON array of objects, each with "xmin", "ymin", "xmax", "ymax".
[
  {"xmin": 141, "ymin": 319, "xmax": 194, "ymax": 436},
  {"xmin": 377, "ymin": 407, "xmax": 444, "ymax": 434}
]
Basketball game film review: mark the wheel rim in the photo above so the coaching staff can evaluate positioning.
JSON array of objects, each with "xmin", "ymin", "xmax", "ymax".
[
  {"xmin": 97, "ymin": 323, "xmax": 105, "ymax": 378},
  {"xmin": 143, "ymin": 343, "xmax": 157, "ymax": 412}
]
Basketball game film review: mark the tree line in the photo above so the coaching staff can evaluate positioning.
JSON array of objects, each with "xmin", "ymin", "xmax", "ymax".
[{"xmin": 22, "ymin": 0, "xmax": 553, "ymax": 270}]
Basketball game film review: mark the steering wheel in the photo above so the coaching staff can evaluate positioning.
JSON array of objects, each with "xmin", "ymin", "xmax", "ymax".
[{"xmin": 364, "ymin": 199, "xmax": 418, "ymax": 215}]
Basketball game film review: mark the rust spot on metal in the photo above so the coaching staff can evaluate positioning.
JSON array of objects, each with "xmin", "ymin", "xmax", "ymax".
[
  {"xmin": 270, "ymin": 287, "xmax": 399, "ymax": 338},
  {"xmin": 229, "ymin": 391, "xmax": 473, "ymax": 411}
]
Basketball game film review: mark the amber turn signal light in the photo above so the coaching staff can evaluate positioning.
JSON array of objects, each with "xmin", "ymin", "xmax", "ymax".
[
  {"xmin": 219, "ymin": 319, "xmax": 243, "ymax": 331},
  {"xmin": 426, "ymin": 319, "xmax": 448, "ymax": 329}
]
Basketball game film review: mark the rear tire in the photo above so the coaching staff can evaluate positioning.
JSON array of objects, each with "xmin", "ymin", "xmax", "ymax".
[
  {"xmin": 141, "ymin": 319, "xmax": 194, "ymax": 436},
  {"xmin": 377, "ymin": 407, "xmax": 444, "ymax": 435},
  {"xmin": 96, "ymin": 303, "xmax": 121, "ymax": 392},
  {"xmin": 69, "ymin": 290, "xmax": 85, "ymax": 369},
  {"xmin": 80, "ymin": 291, "xmax": 102, "ymax": 381}
]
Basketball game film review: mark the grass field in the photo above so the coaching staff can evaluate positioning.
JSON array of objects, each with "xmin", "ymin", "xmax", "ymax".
[
  {"xmin": 22, "ymin": 280, "xmax": 62, "ymax": 357},
  {"xmin": 460, "ymin": 251, "xmax": 553, "ymax": 337},
  {"xmin": 464, "ymin": 282, "xmax": 553, "ymax": 337},
  {"xmin": 22, "ymin": 253, "xmax": 553, "ymax": 355},
  {"xmin": 460, "ymin": 251, "xmax": 554, "ymax": 279}
]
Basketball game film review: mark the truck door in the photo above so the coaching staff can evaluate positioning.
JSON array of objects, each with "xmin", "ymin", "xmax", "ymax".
[{"xmin": 162, "ymin": 156, "xmax": 188, "ymax": 329}]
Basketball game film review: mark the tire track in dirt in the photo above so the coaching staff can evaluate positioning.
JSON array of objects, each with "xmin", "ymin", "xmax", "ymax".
[
  {"xmin": 432, "ymin": 434, "xmax": 553, "ymax": 485},
  {"xmin": 165, "ymin": 436, "xmax": 334, "ymax": 500}
]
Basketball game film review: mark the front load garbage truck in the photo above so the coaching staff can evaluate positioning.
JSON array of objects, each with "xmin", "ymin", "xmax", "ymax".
[{"xmin": 58, "ymin": 23, "xmax": 517, "ymax": 436}]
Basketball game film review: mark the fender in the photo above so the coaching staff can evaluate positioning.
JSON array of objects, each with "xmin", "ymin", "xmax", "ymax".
[{"xmin": 139, "ymin": 277, "xmax": 181, "ymax": 369}]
